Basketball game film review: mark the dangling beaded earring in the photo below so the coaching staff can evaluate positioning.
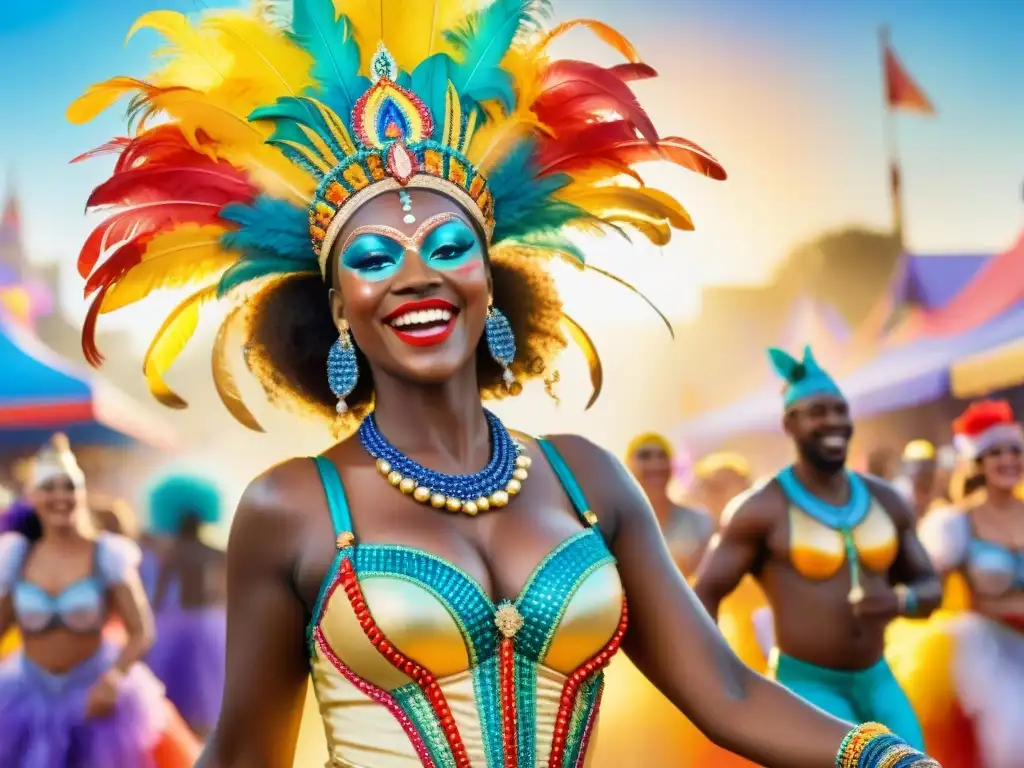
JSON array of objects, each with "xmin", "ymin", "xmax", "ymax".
[
  {"xmin": 485, "ymin": 298, "xmax": 517, "ymax": 390},
  {"xmin": 327, "ymin": 320, "xmax": 359, "ymax": 413}
]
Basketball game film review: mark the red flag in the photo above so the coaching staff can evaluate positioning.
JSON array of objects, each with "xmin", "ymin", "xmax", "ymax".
[{"xmin": 884, "ymin": 46, "xmax": 935, "ymax": 114}]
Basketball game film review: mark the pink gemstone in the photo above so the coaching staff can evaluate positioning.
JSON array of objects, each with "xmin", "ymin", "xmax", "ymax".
[{"xmin": 387, "ymin": 143, "xmax": 416, "ymax": 184}]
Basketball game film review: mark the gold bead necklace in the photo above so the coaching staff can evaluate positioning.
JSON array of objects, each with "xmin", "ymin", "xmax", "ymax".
[{"xmin": 375, "ymin": 448, "xmax": 532, "ymax": 516}]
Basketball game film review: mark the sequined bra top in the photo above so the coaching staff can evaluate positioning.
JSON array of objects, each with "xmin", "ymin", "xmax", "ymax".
[
  {"xmin": 0, "ymin": 531, "xmax": 139, "ymax": 635},
  {"xmin": 307, "ymin": 439, "xmax": 627, "ymax": 768},
  {"xmin": 919, "ymin": 508, "xmax": 1024, "ymax": 598},
  {"xmin": 775, "ymin": 468, "xmax": 898, "ymax": 582}
]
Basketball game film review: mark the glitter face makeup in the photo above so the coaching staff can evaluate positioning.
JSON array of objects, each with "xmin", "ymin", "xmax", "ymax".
[{"xmin": 340, "ymin": 213, "xmax": 482, "ymax": 282}]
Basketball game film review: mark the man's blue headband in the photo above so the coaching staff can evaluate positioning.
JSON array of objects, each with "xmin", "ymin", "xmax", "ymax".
[{"xmin": 767, "ymin": 345, "xmax": 844, "ymax": 409}]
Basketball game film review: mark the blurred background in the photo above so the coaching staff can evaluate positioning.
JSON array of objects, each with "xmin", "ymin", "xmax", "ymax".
[{"xmin": 1, "ymin": 0, "xmax": 1021, "ymax": 764}]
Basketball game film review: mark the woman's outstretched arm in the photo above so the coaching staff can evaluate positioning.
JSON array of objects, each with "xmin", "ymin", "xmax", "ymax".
[
  {"xmin": 548, "ymin": 435, "xmax": 914, "ymax": 768},
  {"xmin": 198, "ymin": 462, "xmax": 311, "ymax": 768}
]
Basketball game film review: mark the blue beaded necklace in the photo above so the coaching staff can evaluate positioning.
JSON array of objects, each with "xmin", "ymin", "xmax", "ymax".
[
  {"xmin": 777, "ymin": 466, "xmax": 870, "ymax": 529},
  {"xmin": 359, "ymin": 408, "xmax": 531, "ymax": 516}
]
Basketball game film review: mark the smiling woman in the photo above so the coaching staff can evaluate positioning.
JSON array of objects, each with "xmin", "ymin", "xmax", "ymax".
[{"xmin": 66, "ymin": 1, "xmax": 938, "ymax": 766}]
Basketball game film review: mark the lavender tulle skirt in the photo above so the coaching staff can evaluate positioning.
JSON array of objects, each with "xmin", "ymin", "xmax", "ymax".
[
  {"xmin": 147, "ymin": 605, "xmax": 226, "ymax": 731},
  {"xmin": 0, "ymin": 639, "xmax": 167, "ymax": 767}
]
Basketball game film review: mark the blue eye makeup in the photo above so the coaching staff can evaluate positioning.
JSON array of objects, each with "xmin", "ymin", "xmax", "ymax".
[
  {"xmin": 341, "ymin": 234, "xmax": 404, "ymax": 281},
  {"xmin": 422, "ymin": 220, "xmax": 481, "ymax": 269}
]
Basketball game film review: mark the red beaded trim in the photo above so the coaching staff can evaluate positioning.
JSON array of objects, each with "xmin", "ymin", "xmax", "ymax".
[
  {"xmin": 337, "ymin": 558, "xmax": 471, "ymax": 767},
  {"xmin": 572, "ymin": 679, "xmax": 605, "ymax": 768},
  {"xmin": 547, "ymin": 599, "xmax": 629, "ymax": 768},
  {"xmin": 499, "ymin": 636, "xmax": 518, "ymax": 767},
  {"xmin": 313, "ymin": 624, "xmax": 435, "ymax": 766}
]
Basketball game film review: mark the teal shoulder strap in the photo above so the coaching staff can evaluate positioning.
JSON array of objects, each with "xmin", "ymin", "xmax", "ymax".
[
  {"xmin": 312, "ymin": 456, "xmax": 354, "ymax": 536},
  {"xmin": 535, "ymin": 438, "xmax": 597, "ymax": 528}
]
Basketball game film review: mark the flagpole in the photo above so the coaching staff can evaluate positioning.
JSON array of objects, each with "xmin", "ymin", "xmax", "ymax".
[{"xmin": 879, "ymin": 24, "xmax": 904, "ymax": 247}]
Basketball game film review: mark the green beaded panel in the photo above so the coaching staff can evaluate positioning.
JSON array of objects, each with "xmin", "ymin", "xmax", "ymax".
[
  {"xmin": 393, "ymin": 682, "xmax": 459, "ymax": 768},
  {"xmin": 562, "ymin": 674, "xmax": 605, "ymax": 768}
]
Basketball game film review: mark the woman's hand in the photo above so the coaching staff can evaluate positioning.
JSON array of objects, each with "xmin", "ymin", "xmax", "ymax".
[{"xmin": 85, "ymin": 667, "xmax": 124, "ymax": 719}]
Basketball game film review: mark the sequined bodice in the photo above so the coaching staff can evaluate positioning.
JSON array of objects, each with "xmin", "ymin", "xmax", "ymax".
[
  {"xmin": 967, "ymin": 538, "xmax": 1024, "ymax": 597},
  {"xmin": 307, "ymin": 440, "xmax": 627, "ymax": 767}
]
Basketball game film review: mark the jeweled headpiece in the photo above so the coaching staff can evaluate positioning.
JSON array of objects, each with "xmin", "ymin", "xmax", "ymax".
[
  {"xmin": 69, "ymin": 0, "xmax": 726, "ymax": 429},
  {"xmin": 768, "ymin": 345, "xmax": 844, "ymax": 409}
]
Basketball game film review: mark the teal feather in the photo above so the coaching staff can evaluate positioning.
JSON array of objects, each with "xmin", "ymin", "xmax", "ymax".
[
  {"xmin": 220, "ymin": 197, "xmax": 312, "ymax": 262},
  {"xmin": 289, "ymin": 0, "xmax": 364, "ymax": 118},
  {"xmin": 444, "ymin": 0, "xmax": 535, "ymax": 114},
  {"xmin": 411, "ymin": 54, "xmax": 453, "ymax": 141},
  {"xmin": 249, "ymin": 96, "xmax": 342, "ymax": 157},
  {"xmin": 488, "ymin": 139, "xmax": 580, "ymax": 240},
  {"xmin": 217, "ymin": 257, "xmax": 317, "ymax": 296},
  {"xmin": 767, "ymin": 347, "xmax": 801, "ymax": 382}
]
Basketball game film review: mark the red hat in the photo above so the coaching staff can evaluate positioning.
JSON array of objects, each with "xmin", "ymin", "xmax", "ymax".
[{"xmin": 953, "ymin": 400, "xmax": 1023, "ymax": 459}]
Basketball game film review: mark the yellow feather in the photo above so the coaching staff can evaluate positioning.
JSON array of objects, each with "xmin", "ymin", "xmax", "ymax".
[
  {"xmin": 466, "ymin": 46, "xmax": 549, "ymax": 168},
  {"xmin": 443, "ymin": 80, "xmax": 462, "ymax": 149},
  {"xmin": 143, "ymin": 286, "xmax": 218, "ymax": 408},
  {"xmin": 127, "ymin": 11, "xmax": 232, "ymax": 93},
  {"xmin": 304, "ymin": 98, "xmax": 358, "ymax": 156},
  {"xmin": 336, "ymin": 0, "xmax": 469, "ymax": 75},
  {"xmin": 66, "ymin": 77, "xmax": 156, "ymax": 125},
  {"xmin": 532, "ymin": 19, "xmax": 642, "ymax": 62},
  {"xmin": 136, "ymin": 10, "xmax": 313, "ymax": 121},
  {"xmin": 212, "ymin": 304, "xmax": 264, "ymax": 432},
  {"xmin": 203, "ymin": 13, "xmax": 313, "ymax": 101},
  {"xmin": 560, "ymin": 312, "xmax": 603, "ymax": 409},
  {"xmin": 100, "ymin": 226, "xmax": 237, "ymax": 314},
  {"xmin": 296, "ymin": 125, "xmax": 341, "ymax": 167},
  {"xmin": 555, "ymin": 186, "xmax": 694, "ymax": 235}
]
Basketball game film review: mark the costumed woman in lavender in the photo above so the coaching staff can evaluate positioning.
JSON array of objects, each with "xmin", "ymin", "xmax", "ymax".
[
  {"xmin": 0, "ymin": 435, "xmax": 200, "ymax": 767},
  {"xmin": 145, "ymin": 473, "xmax": 227, "ymax": 738},
  {"xmin": 69, "ymin": 1, "xmax": 938, "ymax": 766},
  {"xmin": 887, "ymin": 400, "xmax": 1024, "ymax": 768}
]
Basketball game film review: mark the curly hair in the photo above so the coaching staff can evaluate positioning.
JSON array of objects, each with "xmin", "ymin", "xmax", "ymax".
[{"xmin": 243, "ymin": 244, "xmax": 567, "ymax": 430}]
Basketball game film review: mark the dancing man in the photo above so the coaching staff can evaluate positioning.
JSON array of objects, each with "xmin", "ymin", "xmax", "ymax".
[{"xmin": 695, "ymin": 345, "xmax": 942, "ymax": 748}]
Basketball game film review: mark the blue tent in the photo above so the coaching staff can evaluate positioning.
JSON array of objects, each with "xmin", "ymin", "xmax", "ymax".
[
  {"xmin": 675, "ymin": 300, "xmax": 1024, "ymax": 446},
  {"xmin": 0, "ymin": 313, "xmax": 175, "ymax": 450}
]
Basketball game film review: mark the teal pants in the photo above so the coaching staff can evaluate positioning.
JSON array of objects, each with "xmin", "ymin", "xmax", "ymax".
[{"xmin": 770, "ymin": 650, "xmax": 925, "ymax": 751}]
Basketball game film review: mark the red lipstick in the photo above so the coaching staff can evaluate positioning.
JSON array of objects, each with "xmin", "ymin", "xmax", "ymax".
[{"xmin": 383, "ymin": 298, "xmax": 459, "ymax": 347}]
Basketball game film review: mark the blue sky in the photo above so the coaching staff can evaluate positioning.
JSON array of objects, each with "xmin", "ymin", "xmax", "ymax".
[{"xmin": 2, "ymin": 0, "xmax": 1022, "ymax": 325}]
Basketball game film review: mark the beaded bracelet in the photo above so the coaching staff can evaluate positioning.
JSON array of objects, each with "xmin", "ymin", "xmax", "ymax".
[{"xmin": 835, "ymin": 722, "xmax": 940, "ymax": 767}]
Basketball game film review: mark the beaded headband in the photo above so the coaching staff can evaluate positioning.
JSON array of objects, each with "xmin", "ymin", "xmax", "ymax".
[{"xmin": 300, "ymin": 45, "xmax": 494, "ymax": 275}]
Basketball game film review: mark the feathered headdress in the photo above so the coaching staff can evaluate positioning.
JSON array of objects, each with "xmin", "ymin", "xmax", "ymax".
[
  {"xmin": 767, "ymin": 345, "xmax": 843, "ymax": 409},
  {"xmin": 68, "ymin": 0, "xmax": 725, "ymax": 429},
  {"xmin": 953, "ymin": 399, "xmax": 1022, "ymax": 459}
]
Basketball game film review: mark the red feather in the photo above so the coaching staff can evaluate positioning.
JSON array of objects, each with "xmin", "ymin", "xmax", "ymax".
[
  {"xmin": 81, "ymin": 285, "xmax": 110, "ymax": 367},
  {"xmin": 538, "ymin": 121, "xmax": 726, "ymax": 181},
  {"xmin": 534, "ymin": 60, "xmax": 659, "ymax": 142},
  {"xmin": 70, "ymin": 138, "xmax": 131, "ymax": 164},
  {"xmin": 954, "ymin": 400, "xmax": 1015, "ymax": 438},
  {"xmin": 608, "ymin": 63, "xmax": 658, "ymax": 82},
  {"xmin": 86, "ymin": 164, "xmax": 254, "ymax": 210},
  {"xmin": 113, "ymin": 125, "xmax": 201, "ymax": 174},
  {"xmin": 79, "ymin": 202, "xmax": 224, "ymax": 281}
]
